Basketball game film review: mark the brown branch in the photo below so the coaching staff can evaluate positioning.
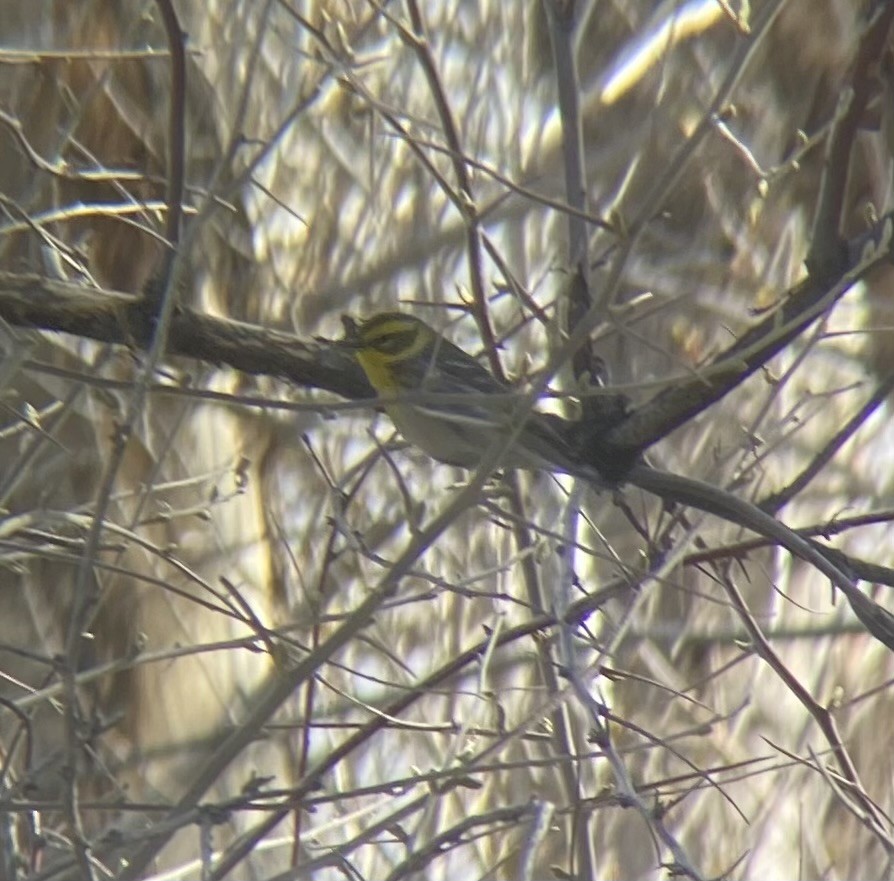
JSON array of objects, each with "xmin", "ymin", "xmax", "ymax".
[
  {"xmin": 807, "ymin": 1, "xmax": 894, "ymax": 281},
  {"xmin": 718, "ymin": 569, "xmax": 894, "ymax": 851},
  {"xmin": 0, "ymin": 272, "xmax": 372, "ymax": 401},
  {"xmin": 600, "ymin": 224, "xmax": 893, "ymax": 459},
  {"xmin": 400, "ymin": 0, "xmax": 503, "ymax": 379},
  {"xmin": 759, "ymin": 369, "xmax": 894, "ymax": 515}
]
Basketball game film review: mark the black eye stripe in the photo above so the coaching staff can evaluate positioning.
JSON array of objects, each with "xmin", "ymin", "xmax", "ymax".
[{"xmin": 371, "ymin": 329, "xmax": 417, "ymax": 353}]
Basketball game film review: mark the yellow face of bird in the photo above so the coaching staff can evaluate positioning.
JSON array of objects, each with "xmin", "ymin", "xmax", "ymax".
[{"xmin": 349, "ymin": 312, "xmax": 438, "ymax": 394}]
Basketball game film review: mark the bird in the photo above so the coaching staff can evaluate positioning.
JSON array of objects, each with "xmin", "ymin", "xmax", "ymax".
[{"xmin": 339, "ymin": 310, "xmax": 597, "ymax": 476}]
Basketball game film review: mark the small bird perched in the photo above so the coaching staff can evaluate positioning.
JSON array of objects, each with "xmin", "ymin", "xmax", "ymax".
[{"xmin": 339, "ymin": 311, "xmax": 598, "ymax": 477}]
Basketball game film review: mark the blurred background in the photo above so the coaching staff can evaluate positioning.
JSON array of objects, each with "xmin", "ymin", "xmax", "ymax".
[{"xmin": 1, "ymin": 1, "xmax": 893, "ymax": 878}]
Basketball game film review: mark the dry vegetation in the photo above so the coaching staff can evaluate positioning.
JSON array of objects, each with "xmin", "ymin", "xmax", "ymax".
[{"xmin": 1, "ymin": 1, "xmax": 894, "ymax": 879}]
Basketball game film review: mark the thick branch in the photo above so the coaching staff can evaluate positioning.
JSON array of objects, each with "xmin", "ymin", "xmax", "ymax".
[{"xmin": 0, "ymin": 272, "xmax": 373, "ymax": 401}]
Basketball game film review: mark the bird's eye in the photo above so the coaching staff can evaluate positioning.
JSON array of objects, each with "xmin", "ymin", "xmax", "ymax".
[{"xmin": 373, "ymin": 329, "xmax": 416, "ymax": 354}]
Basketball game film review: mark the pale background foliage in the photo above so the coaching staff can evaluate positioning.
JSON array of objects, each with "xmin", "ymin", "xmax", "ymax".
[{"xmin": 1, "ymin": 1, "xmax": 893, "ymax": 879}]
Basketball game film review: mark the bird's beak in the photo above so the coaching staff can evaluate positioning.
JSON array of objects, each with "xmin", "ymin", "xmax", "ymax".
[{"xmin": 333, "ymin": 315, "xmax": 363, "ymax": 349}]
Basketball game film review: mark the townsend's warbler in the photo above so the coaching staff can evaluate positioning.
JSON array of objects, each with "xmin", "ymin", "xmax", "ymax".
[{"xmin": 340, "ymin": 311, "xmax": 597, "ymax": 477}]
